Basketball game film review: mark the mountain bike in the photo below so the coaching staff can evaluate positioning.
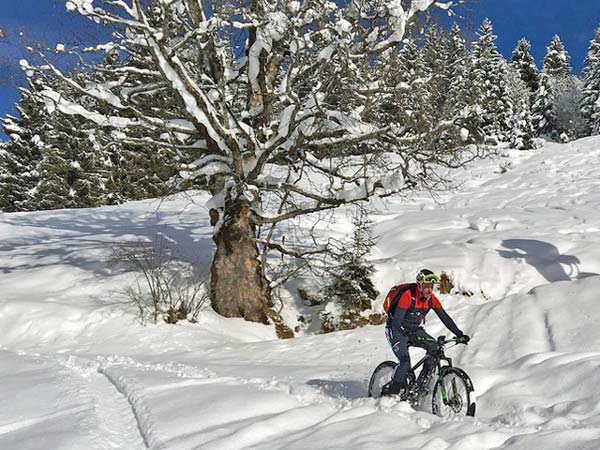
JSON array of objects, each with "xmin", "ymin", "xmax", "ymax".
[{"xmin": 368, "ymin": 335, "xmax": 476, "ymax": 417}]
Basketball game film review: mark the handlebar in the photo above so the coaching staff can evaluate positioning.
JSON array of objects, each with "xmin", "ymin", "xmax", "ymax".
[{"xmin": 418, "ymin": 335, "xmax": 467, "ymax": 345}]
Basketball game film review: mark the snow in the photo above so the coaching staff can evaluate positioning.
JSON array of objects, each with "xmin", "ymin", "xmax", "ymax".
[
  {"xmin": 277, "ymin": 104, "xmax": 296, "ymax": 138},
  {"xmin": 460, "ymin": 127, "xmax": 469, "ymax": 141},
  {"xmin": 40, "ymin": 89, "xmax": 134, "ymax": 128},
  {"xmin": 148, "ymin": 40, "xmax": 232, "ymax": 154},
  {"xmin": 2, "ymin": 137, "xmax": 600, "ymax": 448},
  {"xmin": 84, "ymin": 82, "xmax": 125, "ymax": 108},
  {"xmin": 65, "ymin": 0, "xmax": 94, "ymax": 16}
]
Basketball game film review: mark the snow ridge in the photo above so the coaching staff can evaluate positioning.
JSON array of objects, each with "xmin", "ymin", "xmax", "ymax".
[{"xmin": 98, "ymin": 366, "xmax": 152, "ymax": 449}]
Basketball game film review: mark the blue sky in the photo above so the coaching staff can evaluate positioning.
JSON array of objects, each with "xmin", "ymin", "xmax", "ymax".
[
  {"xmin": 460, "ymin": 0, "xmax": 600, "ymax": 73},
  {"xmin": 2, "ymin": 0, "xmax": 600, "ymax": 140}
]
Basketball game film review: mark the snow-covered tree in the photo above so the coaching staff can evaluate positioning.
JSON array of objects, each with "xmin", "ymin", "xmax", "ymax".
[
  {"xmin": 5, "ymin": 75, "xmax": 113, "ymax": 210},
  {"xmin": 30, "ymin": 0, "xmax": 466, "ymax": 325},
  {"xmin": 511, "ymin": 99, "xmax": 537, "ymax": 150},
  {"xmin": 581, "ymin": 28, "xmax": 600, "ymax": 135},
  {"xmin": 417, "ymin": 26, "xmax": 474, "ymax": 155},
  {"xmin": 385, "ymin": 37, "xmax": 433, "ymax": 152},
  {"xmin": 390, "ymin": 26, "xmax": 473, "ymax": 159},
  {"xmin": 533, "ymin": 36, "xmax": 575, "ymax": 141},
  {"xmin": 107, "ymin": 142, "xmax": 180, "ymax": 203},
  {"xmin": 542, "ymin": 35, "xmax": 572, "ymax": 78},
  {"xmin": 0, "ymin": 83, "xmax": 45, "ymax": 212},
  {"xmin": 506, "ymin": 68, "xmax": 537, "ymax": 150},
  {"xmin": 323, "ymin": 208, "xmax": 379, "ymax": 312},
  {"xmin": 533, "ymin": 36, "xmax": 583, "ymax": 142},
  {"xmin": 532, "ymin": 72, "xmax": 558, "ymax": 139},
  {"xmin": 551, "ymin": 75, "xmax": 586, "ymax": 142},
  {"xmin": 510, "ymin": 38, "xmax": 539, "ymax": 95},
  {"xmin": 466, "ymin": 19, "xmax": 513, "ymax": 144},
  {"xmin": 32, "ymin": 83, "xmax": 113, "ymax": 210},
  {"xmin": 2, "ymin": 63, "xmax": 183, "ymax": 211},
  {"xmin": 383, "ymin": 37, "xmax": 427, "ymax": 129},
  {"xmin": 446, "ymin": 23, "xmax": 478, "ymax": 144}
]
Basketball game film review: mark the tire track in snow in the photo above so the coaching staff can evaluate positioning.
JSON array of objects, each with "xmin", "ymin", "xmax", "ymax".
[
  {"xmin": 9, "ymin": 351, "xmax": 148, "ymax": 450},
  {"xmin": 543, "ymin": 312, "xmax": 557, "ymax": 353},
  {"xmin": 97, "ymin": 366, "xmax": 152, "ymax": 449},
  {"xmin": 529, "ymin": 291, "xmax": 557, "ymax": 353}
]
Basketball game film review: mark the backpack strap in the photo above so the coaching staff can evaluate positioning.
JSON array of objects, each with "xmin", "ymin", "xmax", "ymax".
[
  {"xmin": 421, "ymin": 295, "xmax": 433, "ymax": 324},
  {"xmin": 409, "ymin": 292, "xmax": 416, "ymax": 310},
  {"xmin": 408, "ymin": 284, "xmax": 418, "ymax": 309}
]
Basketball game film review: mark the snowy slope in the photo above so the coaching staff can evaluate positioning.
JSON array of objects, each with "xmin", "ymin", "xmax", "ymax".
[{"xmin": 1, "ymin": 138, "xmax": 600, "ymax": 449}]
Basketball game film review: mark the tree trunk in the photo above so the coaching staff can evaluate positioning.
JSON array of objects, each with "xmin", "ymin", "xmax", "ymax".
[{"xmin": 210, "ymin": 199, "xmax": 271, "ymax": 323}]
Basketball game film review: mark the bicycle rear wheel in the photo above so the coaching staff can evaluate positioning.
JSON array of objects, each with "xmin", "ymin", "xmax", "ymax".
[
  {"xmin": 431, "ymin": 367, "xmax": 475, "ymax": 417},
  {"xmin": 368, "ymin": 361, "xmax": 397, "ymax": 398}
]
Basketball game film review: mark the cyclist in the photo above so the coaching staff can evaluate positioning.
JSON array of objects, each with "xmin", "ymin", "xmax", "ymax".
[{"xmin": 381, "ymin": 269, "xmax": 470, "ymax": 397}]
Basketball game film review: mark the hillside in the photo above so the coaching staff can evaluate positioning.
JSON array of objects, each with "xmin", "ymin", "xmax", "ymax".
[{"xmin": 1, "ymin": 138, "xmax": 600, "ymax": 450}]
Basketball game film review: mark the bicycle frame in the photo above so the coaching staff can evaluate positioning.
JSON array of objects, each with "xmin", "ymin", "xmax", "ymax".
[{"xmin": 405, "ymin": 337, "xmax": 458, "ymax": 401}]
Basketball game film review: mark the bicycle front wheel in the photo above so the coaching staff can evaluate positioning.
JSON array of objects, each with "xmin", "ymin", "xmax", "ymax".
[
  {"xmin": 431, "ymin": 367, "xmax": 475, "ymax": 417},
  {"xmin": 368, "ymin": 361, "xmax": 397, "ymax": 398}
]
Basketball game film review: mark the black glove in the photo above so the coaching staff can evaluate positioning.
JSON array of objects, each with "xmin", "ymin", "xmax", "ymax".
[{"xmin": 456, "ymin": 334, "xmax": 470, "ymax": 344}]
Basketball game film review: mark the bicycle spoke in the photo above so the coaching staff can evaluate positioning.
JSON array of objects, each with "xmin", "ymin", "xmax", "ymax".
[
  {"xmin": 368, "ymin": 362, "xmax": 397, "ymax": 398},
  {"xmin": 433, "ymin": 372, "xmax": 470, "ymax": 417}
]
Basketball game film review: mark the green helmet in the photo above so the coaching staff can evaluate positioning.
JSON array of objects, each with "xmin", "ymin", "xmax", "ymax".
[{"xmin": 416, "ymin": 268, "xmax": 440, "ymax": 285}]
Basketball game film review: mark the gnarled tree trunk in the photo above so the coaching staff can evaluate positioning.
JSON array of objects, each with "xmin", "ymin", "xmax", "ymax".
[{"xmin": 210, "ymin": 199, "xmax": 271, "ymax": 323}]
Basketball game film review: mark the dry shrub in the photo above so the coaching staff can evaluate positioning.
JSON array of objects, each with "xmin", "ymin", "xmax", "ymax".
[
  {"xmin": 439, "ymin": 272, "xmax": 454, "ymax": 294},
  {"xmin": 265, "ymin": 308, "xmax": 295, "ymax": 339},
  {"xmin": 111, "ymin": 235, "xmax": 209, "ymax": 324}
]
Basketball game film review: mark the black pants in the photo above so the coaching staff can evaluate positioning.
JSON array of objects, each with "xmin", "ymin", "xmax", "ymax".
[{"xmin": 384, "ymin": 326, "xmax": 440, "ymax": 384}]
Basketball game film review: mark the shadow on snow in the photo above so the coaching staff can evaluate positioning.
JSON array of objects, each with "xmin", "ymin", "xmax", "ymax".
[{"xmin": 497, "ymin": 239, "xmax": 598, "ymax": 282}]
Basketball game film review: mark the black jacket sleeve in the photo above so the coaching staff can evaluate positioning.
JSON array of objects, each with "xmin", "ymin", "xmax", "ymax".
[{"xmin": 434, "ymin": 307, "xmax": 463, "ymax": 337}]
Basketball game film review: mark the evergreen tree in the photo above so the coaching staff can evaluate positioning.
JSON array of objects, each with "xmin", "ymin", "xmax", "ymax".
[
  {"xmin": 532, "ymin": 72, "xmax": 558, "ymax": 139},
  {"xmin": 419, "ymin": 25, "xmax": 472, "ymax": 153},
  {"xmin": 31, "ymin": 70, "xmax": 114, "ymax": 210},
  {"xmin": 506, "ymin": 67, "xmax": 537, "ymax": 150},
  {"xmin": 446, "ymin": 23, "xmax": 480, "ymax": 144},
  {"xmin": 468, "ymin": 19, "xmax": 513, "ymax": 144},
  {"xmin": 0, "ymin": 83, "xmax": 45, "ymax": 212},
  {"xmin": 398, "ymin": 35, "xmax": 437, "ymax": 149},
  {"xmin": 510, "ymin": 38, "xmax": 539, "ymax": 94},
  {"xmin": 534, "ymin": 35, "xmax": 579, "ymax": 141},
  {"xmin": 33, "ymin": 123, "xmax": 110, "ymax": 210},
  {"xmin": 2, "ymin": 66, "xmax": 183, "ymax": 211},
  {"xmin": 543, "ymin": 35, "xmax": 572, "ymax": 77},
  {"xmin": 551, "ymin": 75, "xmax": 586, "ymax": 141},
  {"xmin": 446, "ymin": 23, "xmax": 469, "ymax": 79},
  {"xmin": 581, "ymin": 28, "xmax": 600, "ymax": 135},
  {"xmin": 374, "ymin": 37, "xmax": 429, "ymax": 148},
  {"xmin": 511, "ymin": 99, "xmax": 537, "ymax": 150},
  {"xmin": 323, "ymin": 209, "xmax": 379, "ymax": 312},
  {"xmin": 106, "ymin": 141, "xmax": 180, "ymax": 202}
]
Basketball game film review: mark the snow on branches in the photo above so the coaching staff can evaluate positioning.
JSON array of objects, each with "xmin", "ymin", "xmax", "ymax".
[{"xmin": 38, "ymin": 0, "xmax": 459, "ymax": 229}]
